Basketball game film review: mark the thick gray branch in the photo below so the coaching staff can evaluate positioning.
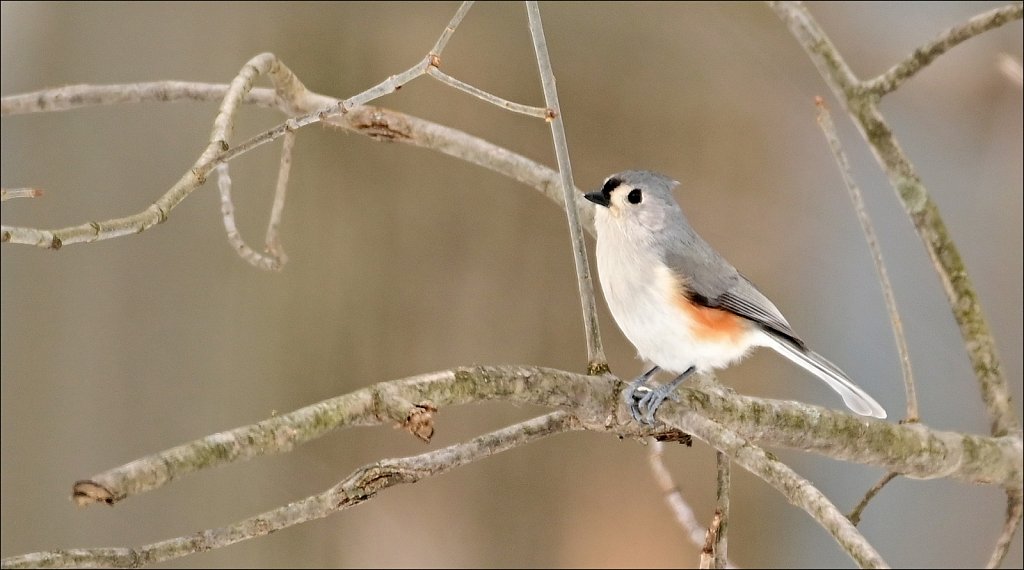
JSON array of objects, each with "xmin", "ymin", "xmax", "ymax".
[{"xmin": 70, "ymin": 366, "xmax": 1020, "ymax": 510}]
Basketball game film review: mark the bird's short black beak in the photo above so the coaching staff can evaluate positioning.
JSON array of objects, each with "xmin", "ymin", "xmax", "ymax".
[{"xmin": 584, "ymin": 191, "xmax": 610, "ymax": 207}]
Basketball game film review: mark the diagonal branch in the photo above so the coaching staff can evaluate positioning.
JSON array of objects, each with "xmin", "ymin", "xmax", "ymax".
[
  {"xmin": 987, "ymin": 488, "xmax": 1023, "ymax": 568},
  {"xmin": 863, "ymin": 3, "xmax": 1023, "ymax": 97},
  {"xmin": 673, "ymin": 413, "xmax": 888, "ymax": 568},
  {"xmin": 9, "ymin": 412, "xmax": 577, "ymax": 569}
]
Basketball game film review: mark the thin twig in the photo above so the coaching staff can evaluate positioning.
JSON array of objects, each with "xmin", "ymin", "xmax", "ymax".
[
  {"xmin": 0, "ymin": 187, "xmax": 43, "ymax": 201},
  {"xmin": 714, "ymin": 451, "xmax": 731, "ymax": 569},
  {"xmin": 215, "ymin": 163, "xmax": 284, "ymax": 271},
  {"xmin": 265, "ymin": 129, "xmax": 295, "ymax": 262},
  {"xmin": 9, "ymin": 412, "xmax": 576, "ymax": 569},
  {"xmin": 862, "ymin": 3, "xmax": 1024, "ymax": 97},
  {"xmin": 430, "ymin": 1, "xmax": 475, "ymax": 58},
  {"xmin": 1, "ymin": 53, "xmax": 310, "ymax": 250},
  {"xmin": 848, "ymin": 471, "xmax": 899, "ymax": 526},
  {"xmin": 814, "ymin": 97, "xmax": 916, "ymax": 421},
  {"xmin": 0, "ymin": 82, "xmax": 281, "ymax": 116},
  {"xmin": 769, "ymin": 0, "xmax": 1019, "ymax": 439},
  {"xmin": 987, "ymin": 488, "xmax": 1024, "ymax": 568},
  {"xmin": 700, "ymin": 509, "xmax": 722, "ymax": 569},
  {"xmin": 1, "ymin": 0, "xmax": 479, "ymax": 252},
  {"xmin": 426, "ymin": 67, "xmax": 550, "ymax": 118},
  {"xmin": 525, "ymin": 1, "xmax": 607, "ymax": 374},
  {"xmin": 676, "ymin": 413, "xmax": 888, "ymax": 568},
  {"xmin": 649, "ymin": 441, "xmax": 725, "ymax": 557}
]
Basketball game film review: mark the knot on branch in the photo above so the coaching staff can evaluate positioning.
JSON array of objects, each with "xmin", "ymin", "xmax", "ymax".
[
  {"xmin": 398, "ymin": 401, "xmax": 438, "ymax": 443},
  {"xmin": 71, "ymin": 480, "xmax": 117, "ymax": 507},
  {"xmin": 350, "ymin": 108, "xmax": 412, "ymax": 142}
]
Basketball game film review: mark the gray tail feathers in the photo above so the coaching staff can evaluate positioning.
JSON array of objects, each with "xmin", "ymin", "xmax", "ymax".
[{"xmin": 762, "ymin": 333, "xmax": 887, "ymax": 419}]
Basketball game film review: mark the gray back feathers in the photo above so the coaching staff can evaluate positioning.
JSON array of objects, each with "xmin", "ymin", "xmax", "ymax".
[{"xmin": 609, "ymin": 170, "xmax": 803, "ymax": 345}]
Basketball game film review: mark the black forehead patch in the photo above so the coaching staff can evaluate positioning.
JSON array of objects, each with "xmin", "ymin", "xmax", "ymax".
[{"xmin": 601, "ymin": 177, "xmax": 622, "ymax": 197}]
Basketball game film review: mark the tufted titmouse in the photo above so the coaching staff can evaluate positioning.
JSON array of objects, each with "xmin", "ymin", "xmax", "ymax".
[{"xmin": 584, "ymin": 170, "xmax": 887, "ymax": 424}]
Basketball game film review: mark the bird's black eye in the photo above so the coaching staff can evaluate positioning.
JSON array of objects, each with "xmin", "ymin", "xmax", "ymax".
[{"xmin": 627, "ymin": 188, "xmax": 643, "ymax": 204}]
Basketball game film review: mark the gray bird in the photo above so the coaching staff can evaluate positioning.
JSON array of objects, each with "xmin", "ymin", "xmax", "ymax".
[{"xmin": 583, "ymin": 170, "xmax": 887, "ymax": 424}]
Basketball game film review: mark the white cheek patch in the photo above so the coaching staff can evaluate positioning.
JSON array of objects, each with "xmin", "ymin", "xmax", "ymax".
[{"xmin": 607, "ymin": 186, "xmax": 630, "ymax": 218}]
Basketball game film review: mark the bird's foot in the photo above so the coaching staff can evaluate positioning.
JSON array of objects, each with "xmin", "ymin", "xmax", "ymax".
[
  {"xmin": 629, "ymin": 366, "xmax": 696, "ymax": 426},
  {"xmin": 624, "ymin": 366, "xmax": 659, "ymax": 423}
]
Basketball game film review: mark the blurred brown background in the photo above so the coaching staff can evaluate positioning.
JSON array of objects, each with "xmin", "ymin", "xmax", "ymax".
[{"xmin": 2, "ymin": 2, "xmax": 1021, "ymax": 567}]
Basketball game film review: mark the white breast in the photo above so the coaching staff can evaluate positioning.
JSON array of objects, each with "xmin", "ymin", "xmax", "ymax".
[{"xmin": 594, "ymin": 213, "xmax": 759, "ymax": 374}]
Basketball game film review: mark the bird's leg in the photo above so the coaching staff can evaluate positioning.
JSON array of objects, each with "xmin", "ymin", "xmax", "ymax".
[
  {"xmin": 636, "ymin": 366, "xmax": 696, "ymax": 426},
  {"xmin": 624, "ymin": 366, "xmax": 660, "ymax": 423}
]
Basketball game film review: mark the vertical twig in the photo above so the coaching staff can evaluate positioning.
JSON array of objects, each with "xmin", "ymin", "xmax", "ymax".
[
  {"xmin": 714, "ymin": 452, "xmax": 731, "ymax": 569},
  {"xmin": 700, "ymin": 510, "xmax": 723, "ymax": 569},
  {"xmin": 264, "ymin": 129, "xmax": 295, "ymax": 262},
  {"xmin": 525, "ymin": 1, "xmax": 607, "ymax": 374},
  {"xmin": 648, "ymin": 441, "xmax": 739, "ymax": 568},
  {"xmin": 814, "ymin": 97, "xmax": 917, "ymax": 422},
  {"xmin": 216, "ymin": 164, "xmax": 284, "ymax": 271}
]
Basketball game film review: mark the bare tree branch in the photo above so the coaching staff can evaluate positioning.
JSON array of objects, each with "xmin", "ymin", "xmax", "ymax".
[
  {"xmin": 1, "ymin": 53, "xmax": 313, "ymax": 250},
  {"xmin": 671, "ymin": 412, "xmax": 888, "ymax": 568},
  {"xmin": 430, "ymin": 0, "xmax": 475, "ymax": 57},
  {"xmin": 714, "ymin": 451, "xmax": 731, "ymax": 569},
  {"xmin": 426, "ymin": 66, "xmax": 550, "ymax": 118},
  {"xmin": 69, "ymin": 366, "xmax": 1021, "ymax": 509},
  {"xmin": 862, "ymin": 3, "xmax": 1023, "ymax": 97},
  {"xmin": 1, "ymin": 3, "xmax": 1020, "ymax": 567},
  {"xmin": 0, "ymin": 82, "xmax": 280, "ymax": 115},
  {"xmin": 526, "ymin": 1, "xmax": 607, "ymax": 373},
  {"xmin": 649, "ymin": 439, "xmax": 739, "ymax": 567},
  {"xmin": 12, "ymin": 412, "xmax": 578, "ymax": 569},
  {"xmin": 848, "ymin": 471, "xmax": 899, "ymax": 526},
  {"xmin": 769, "ymin": 0, "xmax": 1019, "ymax": 440},
  {"xmin": 814, "ymin": 97, "xmax": 917, "ymax": 421}
]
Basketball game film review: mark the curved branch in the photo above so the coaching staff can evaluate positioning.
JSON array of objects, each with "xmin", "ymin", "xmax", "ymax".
[
  {"xmin": 1, "ymin": 82, "xmax": 597, "ymax": 249},
  {"xmin": 1, "ymin": 53, "xmax": 313, "ymax": 250},
  {"xmin": 71, "ymin": 366, "xmax": 1021, "ymax": 510},
  {"xmin": 675, "ymin": 414, "xmax": 887, "ymax": 568},
  {"xmin": 7, "ymin": 412, "xmax": 578, "ymax": 569},
  {"xmin": 863, "ymin": 3, "xmax": 1023, "ymax": 97},
  {"xmin": 769, "ymin": 0, "xmax": 1019, "ymax": 440}
]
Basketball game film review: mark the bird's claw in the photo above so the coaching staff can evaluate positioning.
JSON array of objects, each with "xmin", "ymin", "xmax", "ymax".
[{"xmin": 623, "ymin": 366, "xmax": 695, "ymax": 426}]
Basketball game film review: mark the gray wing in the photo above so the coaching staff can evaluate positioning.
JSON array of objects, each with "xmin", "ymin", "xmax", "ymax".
[{"xmin": 665, "ymin": 242, "xmax": 804, "ymax": 347}]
